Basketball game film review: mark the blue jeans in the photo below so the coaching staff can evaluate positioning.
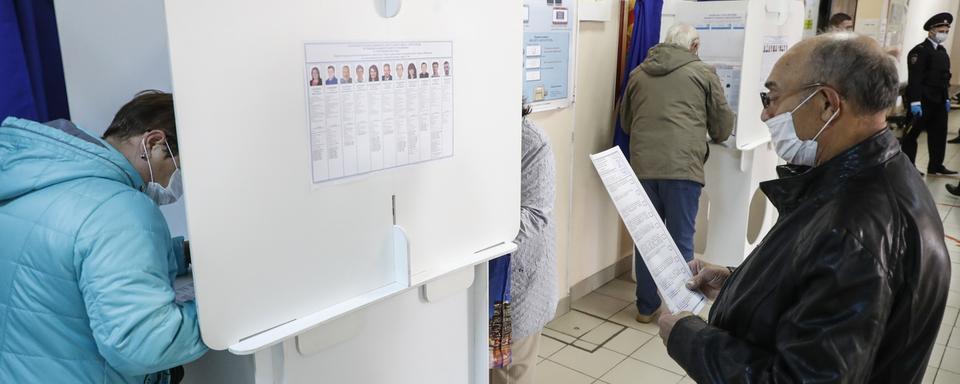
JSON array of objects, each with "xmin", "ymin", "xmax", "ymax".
[{"xmin": 635, "ymin": 180, "xmax": 702, "ymax": 315}]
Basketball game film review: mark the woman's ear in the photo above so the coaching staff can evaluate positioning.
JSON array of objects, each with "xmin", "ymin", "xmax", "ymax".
[{"xmin": 142, "ymin": 130, "xmax": 167, "ymax": 153}]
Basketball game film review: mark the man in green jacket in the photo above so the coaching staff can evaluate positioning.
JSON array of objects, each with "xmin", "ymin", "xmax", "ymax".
[{"xmin": 619, "ymin": 23, "xmax": 734, "ymax": 322}]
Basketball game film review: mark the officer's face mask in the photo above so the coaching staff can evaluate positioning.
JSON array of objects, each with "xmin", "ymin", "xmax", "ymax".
[
  {"xmin": 935, "ymin": 31, "xmax": 950, "ymax": 44},
  {"xmin": 764, "ymin": 87, "xmax": 839, "ymax": 166},
  {"xmin": 140, "ymin": 138, "xmax": 182, "ymax": 205}
]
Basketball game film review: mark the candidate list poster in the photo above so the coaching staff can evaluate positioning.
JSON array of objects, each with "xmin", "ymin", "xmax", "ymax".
[{"xmin": 304, "ymin": 41, "xmax": 454, "ymax": 184}]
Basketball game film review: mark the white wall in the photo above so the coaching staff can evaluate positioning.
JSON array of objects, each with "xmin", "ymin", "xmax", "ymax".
[
  {"xmin": 568, "ymin": 6, "xmax": 630, "ymax": 288},
  {"xmin": 53, "ymin": 0, "xmax": 188, "ymax": 237}
]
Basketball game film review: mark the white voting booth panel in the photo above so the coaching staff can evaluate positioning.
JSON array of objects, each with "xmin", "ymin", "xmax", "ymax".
[
  {"xmin": 180, "ymin": 265, "xmax": 487, "ymax": 384},
  {"xmin": 280, "ymin": 265, "xmax": 487, "ymax": 384},
  {"xmin": 53, "ymin": 1, "xmax": 517, "ymax": 382},
  {"xmin": 163, "ymin": 0, "xmax": 521, "ymax": 353},
  {"xmin": 663, "ymin": 0, "xmax": 804, "ymax": 267}
]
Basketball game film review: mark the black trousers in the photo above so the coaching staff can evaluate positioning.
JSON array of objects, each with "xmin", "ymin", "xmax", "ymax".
[{"xmin": 902, "ymin": 101, "xmax": 948, "ymax": 170}]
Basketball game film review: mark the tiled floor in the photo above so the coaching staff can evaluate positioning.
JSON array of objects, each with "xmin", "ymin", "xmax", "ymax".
[
  {"xmin": 537, "ymin": 277, "xmax": 708, "ymax": 384},
  {"xmin": 536, "ymin": 127, "xmax": 960, "ymax": 384}
]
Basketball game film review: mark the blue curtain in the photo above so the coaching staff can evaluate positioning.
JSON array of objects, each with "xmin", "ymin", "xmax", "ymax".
[
  {"xmin": 0, "ymin": 0, "xmax": 69, "ymax": 122},
  {"xmin": 613, "ymin": 0, "xmax": 664, "ymax": 159}
]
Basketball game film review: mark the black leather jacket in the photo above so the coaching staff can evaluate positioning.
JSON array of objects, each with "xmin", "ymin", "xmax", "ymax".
[{"xmin": 668, "ymin": 130, "xmax": 951, "ymax": 383}]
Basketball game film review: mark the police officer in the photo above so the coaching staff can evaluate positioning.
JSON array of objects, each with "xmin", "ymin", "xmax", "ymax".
[{"xmin": 903, "ymin": 12, "xmax": 957, "ymax": 175}]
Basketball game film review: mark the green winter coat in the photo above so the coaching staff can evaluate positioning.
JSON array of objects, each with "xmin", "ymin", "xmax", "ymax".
[{"xmin": 619, "ymin": 43, "xmax": 735, "ymax": 184}]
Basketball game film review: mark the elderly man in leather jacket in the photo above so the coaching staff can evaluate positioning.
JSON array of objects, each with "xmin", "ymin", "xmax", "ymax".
[{"xmin": 657, "ymin": 33, "xmax": 951, "ymax": 383}]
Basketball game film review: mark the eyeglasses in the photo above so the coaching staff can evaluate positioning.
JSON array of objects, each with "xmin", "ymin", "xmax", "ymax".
[{"xmin": 760, "ymin": 82, "xmax": 824, "ymax": 109}]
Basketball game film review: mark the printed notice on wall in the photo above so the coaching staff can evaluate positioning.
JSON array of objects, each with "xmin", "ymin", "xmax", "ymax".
[
  {"xmin": 676, "ymin": 7, "xmax": 746, "ymax": 118},
  {"xmin": 715, "ymin": 63, "xmax": 742, "ymax": 113},
  {"xmin": 591, "ymin": 147, "xmax": 707, "ymax": 314},
  {"xmin": 304, "ymin": 41, "xmax": 454, "ymax": 184},
  {"xmin": 760, "ymin": 36, "xmax": 788, "ymax": 88},
  {"xmin": 523, "ymin": 0, "xmax": 577, "ymax": 111},
  {"xmin": 687, "ymin": 11, "xmax": 746, "ymax": 63}
]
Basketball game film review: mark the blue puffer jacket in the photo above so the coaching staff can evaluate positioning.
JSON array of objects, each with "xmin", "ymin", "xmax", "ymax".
[{"xmin": 0, "ymin": 117, "xmax": 207, "ymax": 383}]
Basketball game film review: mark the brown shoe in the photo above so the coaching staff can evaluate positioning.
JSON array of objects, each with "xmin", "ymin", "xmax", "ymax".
[{"xmin": 636, "ymin": 307, "xmax": 662, "ymax": 324}]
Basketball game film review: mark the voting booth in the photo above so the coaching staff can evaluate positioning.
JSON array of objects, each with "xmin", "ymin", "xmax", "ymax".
[
  {"xmin": 52, "ymin": 0, "xmax": 806, "ymax": 381},
  {"xmin": 54, "ymin": 1, "xmax": 521, "ymax": 383},
  {"xmin": 662, "ymin": 0, "xmax": 806, "ymax": 267}
]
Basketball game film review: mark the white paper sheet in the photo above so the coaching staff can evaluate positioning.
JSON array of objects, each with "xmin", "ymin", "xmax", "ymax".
[
  {"xmin": 760, "ymin": 36, "xmax": 788, "ymax": 87},
  {"xmin": 714, "ymin": 63, "xmax": 742, "ymax": 113},
  {"xmin": 685, "ymin": 9, "xmax": 746, "ymax": 63},
  {"xmin": 590, "ymin": 147, "xmax": 707, "ymax": 314}
]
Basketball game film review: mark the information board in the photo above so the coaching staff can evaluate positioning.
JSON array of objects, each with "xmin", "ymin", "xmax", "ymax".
[
  {"xmin": 680, "ymin": 8, "xmax": 747, "ymax": 112},
  {"xmin": 522, "ymin": 0, "xmax": 577, "ymax": 111}
]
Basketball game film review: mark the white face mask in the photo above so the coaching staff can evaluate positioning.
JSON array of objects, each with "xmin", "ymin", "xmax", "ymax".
[
  {"xmin": 764, "ymin": 88, "xmax": 838, "ymax": 166},
  {"xmin": 141, "ymin": 138, "xmax": 182, "ymax": 205},
  {"xmin": 935, "ymin": 32, "xmax": 949, "ymax": 44}
]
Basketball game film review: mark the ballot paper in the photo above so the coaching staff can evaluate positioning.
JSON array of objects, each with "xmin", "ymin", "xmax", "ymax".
[{"xmin": 590, "ymin": 147, "xmax": 707, "ymax": 314}]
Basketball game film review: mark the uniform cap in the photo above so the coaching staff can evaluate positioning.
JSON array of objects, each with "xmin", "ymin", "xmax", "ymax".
[{"xmin": 925, "ymin": 13, "xmax": 953, "ymax": 31}]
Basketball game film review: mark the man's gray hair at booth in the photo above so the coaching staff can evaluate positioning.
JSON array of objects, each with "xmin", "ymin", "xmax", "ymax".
[
  {"xmin": 804, "ymin": 33, "xmax": 900, "ymax": 114},
  {"xmin": 664, "ymin": 23, "xmax": 700, "ymax": 50}
]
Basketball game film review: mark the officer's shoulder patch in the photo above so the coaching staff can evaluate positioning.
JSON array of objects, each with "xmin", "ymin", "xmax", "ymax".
[{"xmin": 911, "ymin": 54, "xmax": 918, "ymax": 64}]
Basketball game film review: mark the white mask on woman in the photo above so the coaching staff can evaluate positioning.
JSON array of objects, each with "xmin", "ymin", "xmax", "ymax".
[
  {"xmin": 764, "ymin": 88, "xmax": 839, "ymax": 166},
  {"xmin": 141, "ymin": 138, "xmax": 182, "ymax": 205}
]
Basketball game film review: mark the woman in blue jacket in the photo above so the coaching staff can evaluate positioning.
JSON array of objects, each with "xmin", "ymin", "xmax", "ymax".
[{"xmin": 0, "ymin": 91, "xmax": 207, "ymax": 383}]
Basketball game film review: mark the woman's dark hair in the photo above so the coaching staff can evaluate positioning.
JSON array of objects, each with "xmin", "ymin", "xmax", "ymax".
[
  {"xmin": 407, "ymin": 63, "xmax": 417, "ymax": 77},
  {"xmin": 102, "ymin": 90, "xmax": 178, "ymax": 156},
  {"xmin": 369, "ymin": 65, "xmax": 379, "ymax": 81}
]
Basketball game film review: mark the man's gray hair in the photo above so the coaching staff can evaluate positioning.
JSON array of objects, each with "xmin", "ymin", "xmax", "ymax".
[
  {"xmin": 804, "ymin": 33, "xmax": 899, "ymax": 114},
  {"xmin": 664, "ymin": 24, "xmax": 700, "ymax": 49}
]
